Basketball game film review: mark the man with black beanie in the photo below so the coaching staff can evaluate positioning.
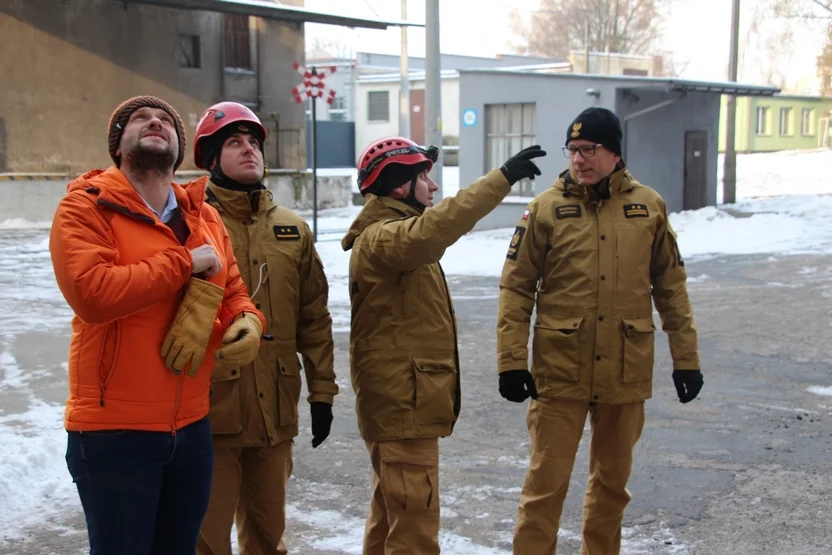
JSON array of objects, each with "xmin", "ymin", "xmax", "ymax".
[
  {"xmin": 497, "ymin": 107, "xmax": 702, "ymax": 554},
  {"xmin": 191, "ymin": 101, "xmax": 338, "ymax": 555}
]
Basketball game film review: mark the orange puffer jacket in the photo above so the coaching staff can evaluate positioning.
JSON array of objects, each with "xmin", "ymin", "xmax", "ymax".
[{"xmin": 49, "ymin": 167, "xmax": 265, "ymax": 433}]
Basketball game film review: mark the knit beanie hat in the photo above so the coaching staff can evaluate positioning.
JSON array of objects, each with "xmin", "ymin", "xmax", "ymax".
[
  {"xmin": 565, "ymin": 107, "xmax": 622, "ymax": 156},
  {"xmin": 107, "ymin": 95, "xmax": 186, "ymax": 170}
]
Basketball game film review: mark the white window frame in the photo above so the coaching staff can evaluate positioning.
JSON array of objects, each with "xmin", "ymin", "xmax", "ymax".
[
  {"xmin": 755, "ymin": 106, "xmax": 770, "ymax": 136},
  {"xmin": 802, "ymin": 108, "xmax": 814, "ymax": 136},
  {"xmin": 485, "ymin": 103, "xmax": 537, "ymax": 197},
  {"xmin": 779, "ymin": 107, "xmax": 793, "ymax": 137}
]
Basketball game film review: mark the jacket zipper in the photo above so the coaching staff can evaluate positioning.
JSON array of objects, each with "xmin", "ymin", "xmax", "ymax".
[
  {"xmin": 98, "ymin": 322, "xmax": 120, "ymax": 407},
  {"xmin": 437, "ymin": 262, "xmax": 461, "ymax": 416},
  {"xmin": 169, "ymin": 371, "xmax": 185, "ymax": 436},
  {"xmin": 97, "ymin": 197, "xmax": 193, "ymax": 431}
]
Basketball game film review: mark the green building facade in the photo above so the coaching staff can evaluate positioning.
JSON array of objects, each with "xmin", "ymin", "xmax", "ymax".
[{"xmin": 719, "ymin": 95, "xmax": 832, "ymax": 153}]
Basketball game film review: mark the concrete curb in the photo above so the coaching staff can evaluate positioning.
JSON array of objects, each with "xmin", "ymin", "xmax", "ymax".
[{"xmin": 0, "ymin": 174, "xmax": 72, "ymax": 181}]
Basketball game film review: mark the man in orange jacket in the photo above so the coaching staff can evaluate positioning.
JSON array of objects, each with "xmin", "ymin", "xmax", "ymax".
[{"xmin": 49, "ymin": 95, "xmax": 266, "ymax": 555}]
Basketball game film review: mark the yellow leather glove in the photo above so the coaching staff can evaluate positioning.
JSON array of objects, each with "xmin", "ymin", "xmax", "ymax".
[
  {"xmin": 215, "ymin": 312, "xmax": 263, "ymax": 368},
  {"xmin": 161, "ymin": 277, "xmax": 225, "ymax": 377}
]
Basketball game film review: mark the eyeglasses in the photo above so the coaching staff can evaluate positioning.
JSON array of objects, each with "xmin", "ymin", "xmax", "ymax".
[{"xmin": 562, "ymin": 144, "xmax": 604, "ymax": 159}]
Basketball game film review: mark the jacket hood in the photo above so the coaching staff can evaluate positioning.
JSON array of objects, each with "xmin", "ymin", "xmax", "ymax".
[
  {"xmin": 205, "ymin": 180, "xmax": 275, "ymax": 221},
  {"xmin": 68, "ymin": 166, "xmax": 209, "ymax": 216},
  {"xmin": 341, "ymin": 194, "xmax": 419, "ymax": 251}
]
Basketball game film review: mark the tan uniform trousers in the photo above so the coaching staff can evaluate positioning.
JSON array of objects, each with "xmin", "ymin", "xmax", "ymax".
[
  {"xmin": 197, "ymin": 440, "xmax": 294, "ymax": 555},
  {"xmin": 363, "ymin": 438, "xmax": 440, "ymax": 555},
  {"xmin": 513, "ymin": 399, "xmax": 645, "ymax": 555}
]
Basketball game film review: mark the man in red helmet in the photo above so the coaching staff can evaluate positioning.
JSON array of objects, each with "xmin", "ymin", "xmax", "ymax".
[
  {"xmin": 341, "ymin": 137, "xmax": 547, "ymax": 553},
  {"xmin": 192, "ymin": 102, "xmax": 338, "ymax": 555}
]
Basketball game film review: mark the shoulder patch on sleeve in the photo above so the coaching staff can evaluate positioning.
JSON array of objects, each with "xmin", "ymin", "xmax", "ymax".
[
  {"xmin": 506, "ymin": 226, "xmax": 526, "ymax": 260},
  {"xmin": 555, "ymin": 205, "xmax": 582, "ymax": 219},
  {"xmin": 274, "ymin": 225, "xmax": 301, "ymax": 240},
  {"xmin": 623, "ymin": 203, "xmax": 649, "ymax": 218},
  {"xmin": 521, "ymin": 209, "xmax": 530, "ymax": 220}
]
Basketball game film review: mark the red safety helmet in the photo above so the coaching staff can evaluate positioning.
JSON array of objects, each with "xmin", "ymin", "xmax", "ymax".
[
  {"xmin": 357, "ymin": 136, "xmax": 438, "ymax": 194},
  {"xmin": 193, "ymin": 101, "xmax": 267, "ymax": 169}
]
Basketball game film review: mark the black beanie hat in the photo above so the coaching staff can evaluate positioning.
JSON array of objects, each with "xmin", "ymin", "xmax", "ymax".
[{"xmin": 565, "ymin": 107, "xmax": 622, "ymax": 156}]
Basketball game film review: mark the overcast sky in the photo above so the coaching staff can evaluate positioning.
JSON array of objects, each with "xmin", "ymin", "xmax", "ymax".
[{"xmin": 303, "ymin": 0, "xmax": 827, "ymax": 92}]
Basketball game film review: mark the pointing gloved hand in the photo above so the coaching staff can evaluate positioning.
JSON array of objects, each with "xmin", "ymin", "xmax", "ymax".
[
  {"xmin": 310, "ymin": 402, "xmax": 333, "ymax": 448},
  {"xmin": 499, "ymin": 145, "xmax": 547, "ymax": 186},
  {"xmin": 215, "ymin": 312, "xmax": 263, "ymax": 367},
  {"xmin": 672, "ymin": 370, "xmax": 703, "ymax": 403},
  {"xmin": 499, "ymin": 369, "xmax": 539, "ymax": 403},
  {"xmin": 161, "ymin": 277, "xmax": 225, "ymax": 377}
]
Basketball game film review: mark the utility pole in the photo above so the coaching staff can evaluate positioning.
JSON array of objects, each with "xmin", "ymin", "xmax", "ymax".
[
  {"xmin": 584, "ymin": 19, "xmax": 590, "ymax": 72},
  {"xmin": 399, "ymin": 0, "xmax": 410, "ymax": 138},
  {"xmin": 723, "ymin": 0, "xmax": 741, "ymax": 204},
  {"xmin": 425, "ymin": 0, "xmax": 443, "ymax": 200}
]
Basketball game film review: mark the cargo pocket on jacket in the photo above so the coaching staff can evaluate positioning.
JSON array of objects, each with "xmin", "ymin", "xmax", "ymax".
[
  {"xmin": 412, "ymin": 358, "xmax": 457, "ymax": 426},
  {"xmin": 277, "ymin": 354, "xmax": 303, "ymax": 427},
  {"xmin": 621, "ymin": 318, "xmax": 655, "ymax": 383},
  {"xmin": 209, "ymin": 365, "xmax": 242, "ymax": 435},
  {"xmin": 532, "ymin": 316, "xmax": 583, "ymax": 382}
]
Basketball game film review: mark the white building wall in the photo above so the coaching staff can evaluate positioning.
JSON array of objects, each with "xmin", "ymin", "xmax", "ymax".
[
  {"xmin": 355, "ymin": 76, "xmax": 460, "ymax": 159},
  {"xmin": 354, "ymin": 81, "xmax": 399, "ymax": 158}
]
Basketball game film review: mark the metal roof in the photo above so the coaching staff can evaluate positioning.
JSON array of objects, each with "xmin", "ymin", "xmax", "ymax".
[
  {"xmin": 459, "ymin": 69, "xmax": 781, "ymax": 97},
  {"xmin": 109, "ymin": 0, "xmax": 423, "ymax": 29}
]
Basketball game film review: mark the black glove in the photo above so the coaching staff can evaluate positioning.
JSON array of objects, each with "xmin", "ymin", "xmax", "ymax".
[
  {"xmin": 672, "ymin": 370, "xmax": 703, "ymax": 403},
  {"xmin": 310, "ymin": 402, "xmax": 333, "ymax": 448},
  {"xmin": 499, "ymin": 145, "xmax": 547, "ymax": 185},
  {"xmin": 499, "ymin": 369, "xmax": 539, "ymax": 403}
]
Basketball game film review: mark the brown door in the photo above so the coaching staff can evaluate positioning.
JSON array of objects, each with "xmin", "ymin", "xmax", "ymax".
[
  {"xmin": 410, "ymin": 89, "xmax": 425, "ymax": 145},
  {"xmin": 684, "ymin": 131, "xmax": 708, "ymax": 210}
]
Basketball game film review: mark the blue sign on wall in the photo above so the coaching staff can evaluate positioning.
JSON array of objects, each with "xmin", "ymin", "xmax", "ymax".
[{"xmin": 462, "ymin": 108, "xmax": 478, "ymax": 127}]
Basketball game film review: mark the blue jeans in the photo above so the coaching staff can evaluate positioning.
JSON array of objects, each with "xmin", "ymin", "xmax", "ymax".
[{"xmin": 66, "ymin": 417, "xmax": 214, "ymax": 555}]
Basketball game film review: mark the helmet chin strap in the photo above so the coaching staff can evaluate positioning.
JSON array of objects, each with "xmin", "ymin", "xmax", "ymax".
[
  {"xmin": 209, "ymin": 156, "xmax": 264, "ymax": 193},
  {"xmin": 404, "ymin": 174, "xmax": 425, "ymax": 213}
]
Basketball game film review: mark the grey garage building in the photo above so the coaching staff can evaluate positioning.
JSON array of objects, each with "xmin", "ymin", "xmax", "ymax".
[{"xmin": 456, "ymin": 70, "xmax": 779, "ymax": 230}]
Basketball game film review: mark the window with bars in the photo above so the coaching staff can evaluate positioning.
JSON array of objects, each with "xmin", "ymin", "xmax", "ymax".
[
  {"xmin": 223, "ymin": 14, "xmax": 252, "ymax": 70},
  {"xmin": 486, "ymin": 103, "xmax": 537, "ymax": 196},
  {"xmin": 367, "ymin": 91, "xmax": 389, "ymax": 122},
  {"xmin": 176, "ymin": 34, "xmax": 201, "ymax": 68}
]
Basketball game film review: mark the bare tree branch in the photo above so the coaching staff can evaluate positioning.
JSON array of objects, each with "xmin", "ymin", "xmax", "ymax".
[
  {"xmin": 810, "ymin": 0, "xmax": 832, "ymax": 13},
  {"xmin": 508, "ymin": 0, "xmax": 666, "ymax": 59}
]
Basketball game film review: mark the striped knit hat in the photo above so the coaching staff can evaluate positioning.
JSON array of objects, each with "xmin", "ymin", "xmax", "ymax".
[{"xmin": 107, "ymin": 95, "xmax": 186, "ymax": 170}]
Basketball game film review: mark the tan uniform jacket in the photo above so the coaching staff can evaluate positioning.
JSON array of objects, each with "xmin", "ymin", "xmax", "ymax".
[
  {"xmin": 205, "ymin": 182, "xmax": 337, "ymax": 447},
  {"xmin": 341, "ymin": 169, "xmax": 511, "ymax": 441},
  {"xmin": 497, "ymin": 167, "xmax": 699, "ymax": 403}
]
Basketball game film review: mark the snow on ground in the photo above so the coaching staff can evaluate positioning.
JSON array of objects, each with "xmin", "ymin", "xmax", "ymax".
[{"xmin": 0, "ymin": 149, "xmax": 831, "ymax": 550}]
